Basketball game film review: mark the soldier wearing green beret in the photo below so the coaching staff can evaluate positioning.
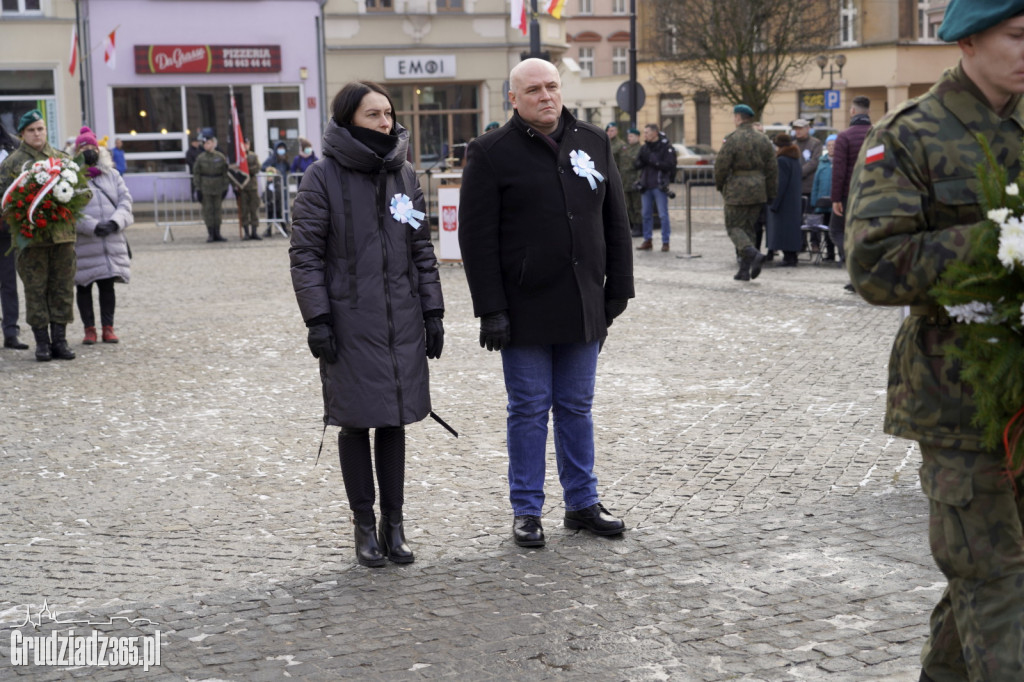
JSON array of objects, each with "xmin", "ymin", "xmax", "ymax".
[
  {"xmin": 714, "ymin": 103, "xmax": 776, "ymax": 281},
  {"xmin": 0, "ymin": 109, "xmax": 79, "ymax": 361},
  {"xmin": 192, "ymin": 132, "xmax": 230, "ymax": 242},
  {"xmin": 846, "ymin": 2, "xmax": 1024, "ymax": 679}
]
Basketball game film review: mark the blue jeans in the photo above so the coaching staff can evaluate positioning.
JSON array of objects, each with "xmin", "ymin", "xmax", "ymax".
[
  {"xmin": 641, "ymin": 187, "xmax": 670, "ymax": 243},
  {"xmin": 501, "ymin": 342, "xmax": 601, "ymax": 517}
]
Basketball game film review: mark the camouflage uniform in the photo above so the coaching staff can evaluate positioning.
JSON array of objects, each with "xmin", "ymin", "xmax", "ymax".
[
  {"xmin": 238, "ymin": 150, "xmax": 261, "ymax": 237},
  {"xmin": 615, "ymin": 140, "xmax": 642, "ymax": 232},
  {"xmin": 714, "ymin": 122, "xmax": 777, "ymax": 252},
  {"xmin": 0, "ymin": 141, "xmax": 77, "ymax": 328},
  {"xmin": 846, "ymin": 64, "xmax": 1024, "ymax": 682},
  {"xmin": 192, "ymin": 148, "xmax": 229, "ymax": 239}
]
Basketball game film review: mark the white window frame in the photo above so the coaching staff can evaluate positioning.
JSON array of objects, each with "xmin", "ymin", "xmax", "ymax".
[
  {"xmin": 611, "ymin": 0, "xmax": 626, "ymax": 15},
  {"xmin": 578, "ymin": 0, "xmax": 592, "ymax": 17},
  {"xmin": 839, "ymin": 0, "xmax": 857, "ymax": 46},
  {"xmin": 612, "ymin": 46, "xmax": 628, "ymax": 76},
  {"xmin": 0, "ymin": 0, "xmax": 42, "ymax": 14},
  {"xmin": 578, "ymin": 47, "xmax": 594, "ymax": 78},
  {"xmin": 917, "ymin": 0, "xmax": 937, "ymax": 41}
]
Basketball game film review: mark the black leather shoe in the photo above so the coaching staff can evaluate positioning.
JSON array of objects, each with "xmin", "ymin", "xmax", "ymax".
[
  {"xmin": 379, "ymin": 511, "xmax": 414, "ymax": 564},
  {"xmin": 513, "ymin": 515, "xmax": 545, "ymax": 547},
  {"xmin": 3, "ymin": 336, "xmax": 28, "ymax": 349},
  {"xmin": 564, "ymin": 503, "xmax": 625, "ymax": 536}
]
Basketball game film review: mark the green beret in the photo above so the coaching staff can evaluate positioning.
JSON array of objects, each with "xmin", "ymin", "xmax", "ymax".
[
  {"xmin": 938, "ymin": 0, "xmax": 1024, "ymax": 42},
  {"xmin": 17, "ymin": 109, "xmax": 43, "ymax": 133},
  {"xmin": 733, "ymin": 104, "xmax": 755, "ymax": 117},
  {"xmin": 627, "ymin": 128, "xmax": 640, "ymax": 135},
  {"xmin": 605, "ymin": 122, "xmax": 618, "ymax": 130}
]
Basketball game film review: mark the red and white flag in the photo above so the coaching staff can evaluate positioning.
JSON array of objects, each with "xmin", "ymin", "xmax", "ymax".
[
  {"xmin": 68, "ymin": 26, "xmax": 79, "ymax": 76},
  {"xmin": 231, "ymin": 95, "xmax": 249, "ymax": 175},
  {"xmin": 103, "ymin": 29, "xmax": 116, "ymax": 70},
  {"xmin": 511, "ymin": 0, "xmax": 527, "ymax": 35},
  {"xmin": 864, "ymin": 144, "xmax": 885, "ymax": 165}
]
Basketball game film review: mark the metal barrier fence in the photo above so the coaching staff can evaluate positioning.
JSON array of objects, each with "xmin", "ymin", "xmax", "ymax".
[{"xmin": 154, "ymin": 171, "xmax": 300, "ymax": 242}]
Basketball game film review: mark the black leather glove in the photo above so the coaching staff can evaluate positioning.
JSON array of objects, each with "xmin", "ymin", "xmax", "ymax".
[
  {"xmin": 425, "ymin": 317, "xmax": 444, "ymax": 359},
  {"xmin": 306, "ymin": 323, "xmax": 337, "ymax": 363},
  {"xmin": 94, "ymin": 221, "xmax": 117, "ymax": 237},
  {"xmin": 605, "ymin": 299, "xmax": 628, "ymax": 327},
  {"xmin": 479, "ymin": 311, "xmax": 511, "ymax": 352}
]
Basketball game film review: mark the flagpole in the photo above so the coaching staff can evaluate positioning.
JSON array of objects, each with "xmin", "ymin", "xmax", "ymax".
[{"xmin": 75, "ymin": 0, "xmax": 86, "ymax": 126}]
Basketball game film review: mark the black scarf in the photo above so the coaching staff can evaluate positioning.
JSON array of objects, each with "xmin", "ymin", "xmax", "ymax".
[{"xmin": 344, "ymin": 125, "xmax": 399, "ymax": 159}]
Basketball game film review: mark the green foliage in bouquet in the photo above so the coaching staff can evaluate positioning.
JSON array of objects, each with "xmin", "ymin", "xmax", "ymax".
[{"xmin": 931, "ymin": 135, "xmax": 1024, "ymax": 467}]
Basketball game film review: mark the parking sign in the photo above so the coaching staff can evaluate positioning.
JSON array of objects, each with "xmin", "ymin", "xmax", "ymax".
[{"xmin": 825, "ymin": 90, "xmax": 841, "ymax": 109}]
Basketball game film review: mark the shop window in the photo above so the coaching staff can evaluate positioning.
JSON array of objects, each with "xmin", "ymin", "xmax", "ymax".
[
  {"xmin": 0, "ymin": 69, "xmax": 57, "ymax": 147},
  {"xmin": 393, "ymin": 83, "xmax": 481, "ymax": 169},
  {"xmin": 113, "ymin": 87, "xmax": 182, "ymax": 135},
  {"xmin": 1, "ymin": 0, "xmax": 41, "ymax": 13},
  {"xmin": 264, "ymin": 87, "xmax": 300, "ymax": 112},
  {"xmin": 366, "ymin": 0, "xmax": 393, "ymax": 11}
]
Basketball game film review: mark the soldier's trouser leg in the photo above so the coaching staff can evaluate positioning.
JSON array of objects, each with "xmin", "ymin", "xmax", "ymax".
[
  {"xmin": 16, "ymin": 244, "xmax": 75, "ymax": 329},
  {"xmin": 724, "ymin": 204, "xmax": 761, "ymax": 253},
  {"xmin": 0, "ymin": 229, "xmax": 20, "ymax": 338},
  {"xmin": 919, "ymin": 444, "xmax": 1024, "ymax": 682}
]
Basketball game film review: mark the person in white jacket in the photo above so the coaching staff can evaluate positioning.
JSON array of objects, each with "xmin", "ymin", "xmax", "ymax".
[{"xmin": 73, "ymin": 127, "xmax": 132, "ymax": 345}]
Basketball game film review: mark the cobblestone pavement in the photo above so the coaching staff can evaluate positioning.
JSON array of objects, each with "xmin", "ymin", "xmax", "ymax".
[{"xmin": 1, "ymin": 215, "xmax": 937, "ymax": 680}]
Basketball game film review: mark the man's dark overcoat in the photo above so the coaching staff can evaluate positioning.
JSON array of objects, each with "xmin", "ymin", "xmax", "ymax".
[{"xmin": 458, "ymin": 109, "xmax": 634, "ymax": 346}]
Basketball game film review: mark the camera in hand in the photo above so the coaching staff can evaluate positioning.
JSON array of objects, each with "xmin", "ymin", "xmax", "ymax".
[{"xmin": 660, "ymin": 185, "xmax": 676, "ymax": 199}]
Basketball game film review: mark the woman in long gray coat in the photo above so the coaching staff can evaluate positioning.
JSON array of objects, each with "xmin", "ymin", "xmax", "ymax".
[
  {"xmin": 290, "ymin": 81, "xmax": 445, "ymax": 568},
  {"xmin": 766, "ymin": 133, "xmax": 804, "ymax": 266},
  {"xmin": 73, "ymin": 127, "xmax": 132, "ymax": 344}
]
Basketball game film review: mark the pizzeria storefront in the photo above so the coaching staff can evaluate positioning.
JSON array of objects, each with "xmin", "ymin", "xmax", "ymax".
[{"xmin": 83, "ymin": 0, "xmax": 324, "ymax": 200}]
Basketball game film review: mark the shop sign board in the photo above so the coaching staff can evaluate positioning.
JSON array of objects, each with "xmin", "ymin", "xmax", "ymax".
[
  {"xmin": 134, "ymin": 45, "xmax": 282, "ymax": 74},
  {"xmin": 384, "ymin": 55, "xmax": 456, "ymax": 80}
]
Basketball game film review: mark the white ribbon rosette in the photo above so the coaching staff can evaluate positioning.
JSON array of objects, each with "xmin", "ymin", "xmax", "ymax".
[
  {"xmin": 389, "ymin": 193, "xmax": 426, "ymax": 229},
  {"xmin": 570, "ymin": 149, "xmax": 605, "ymax": 191}
]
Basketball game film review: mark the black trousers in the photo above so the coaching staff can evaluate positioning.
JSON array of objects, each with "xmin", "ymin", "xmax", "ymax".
[
  {"xmin": 76, "ymin": 278, "xmax": 116, "ymax": 328},
  {"xmin": 0, "ymin": 228, "xmax": 20, "ymax": 339}
]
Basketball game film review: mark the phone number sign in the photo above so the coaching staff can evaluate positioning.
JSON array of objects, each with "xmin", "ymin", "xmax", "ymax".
[{"xmin": 134, "ymin": 45, "xmax": 281, "ymax": 74}]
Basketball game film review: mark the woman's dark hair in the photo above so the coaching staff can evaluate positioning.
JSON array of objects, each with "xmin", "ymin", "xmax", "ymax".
[
  {"xmin": 773, "ymin": 133, "xmax": 793, "ymax": 147},
  {"xmin": 331, "ymin": 81, "xmax": 396, "ymax": 133}
]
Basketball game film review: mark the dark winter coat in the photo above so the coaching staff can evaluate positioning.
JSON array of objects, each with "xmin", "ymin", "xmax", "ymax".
[
  {"xmin": 636, "ymin": 133, "xmax": 676, "ymax": 190},
  {"xmin": 75, "ymin": 152, "xmax": 133, "ymax": 287},
  {"xmin": 290, "ymin": 153, "xmax": 317, "ymax": 175},
  {"xmin": 289, "ymin": 120, "xmax": 443, "ymax": 429},
  {"xmin": 831, "ymin": 113, "xmax": 871, "ymax": 205},
  {"xmin": 767, "ymin": 148, "xmax": 803, "ymax": 253},
  {"xmin": 458, "ymin": 108, "xmax": 634, "ymax": 346}
]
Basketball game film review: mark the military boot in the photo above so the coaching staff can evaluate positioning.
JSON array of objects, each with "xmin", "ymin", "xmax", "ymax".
[
  {"xmin": 32, "ymin": 327, "xmax": 51, "ymax": 362},
  {"xmin": 248, "ymin": 225, "xmax": 261, "ymax": 240},
  {"xmin": 49, "ymin": 324, "xmax": 76, "ymax": 360},
  {"xmin": 742, "ymin": 246, "xmax": 766, "ymax": 280},
  {"xmin": 212, "ymin": 225, "xmax": 227, "ymax": 242},
  {"xmin": 206, "ymin": 225, "xmax": 216, "ymax": 243}
]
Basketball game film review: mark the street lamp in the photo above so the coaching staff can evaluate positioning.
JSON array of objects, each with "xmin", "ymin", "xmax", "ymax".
[{"xmin": 815, "ymin": 53, "xmax": 846, "ymax": 89}]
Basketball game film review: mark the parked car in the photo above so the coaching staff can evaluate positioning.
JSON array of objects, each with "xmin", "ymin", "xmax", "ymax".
[{"xmin": 673, "ymin": 143, "xmax": 717, "ymax": 185}]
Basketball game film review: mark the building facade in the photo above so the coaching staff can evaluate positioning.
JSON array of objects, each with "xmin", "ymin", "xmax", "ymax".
[
  {"xmin": 635, "ymin": 0, "xmax": 958, "ymax": 150},
  {"xmin": 560, "ymin": 0, "xmax": 631, "ymax": 129},
  {"xmin": 0, "ymin": 0, "xmax": 80, "ymax": 149},
  {"xmin": 321, "ymin": 0, "xmax": 566, "ymax": 169}
]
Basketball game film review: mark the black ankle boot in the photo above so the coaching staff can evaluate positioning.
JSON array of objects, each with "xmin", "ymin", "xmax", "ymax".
[
  {"xmin": 32, "ymin": 326, "xmax": 51, "ymax": 362},
  {"xmin": 353, "ymin": 513, "xmax": 386, "ymax": 568},
  {"xmin": 249, "ymin": 226, "xmax": 261, "ymax": 240},
  {"xmin": 379, "ymin": 510, "xmax": 414, "ymax": 564},
  {"xmin": 49, "ymin": 323, "xmax": 75, "ymax": 360}
]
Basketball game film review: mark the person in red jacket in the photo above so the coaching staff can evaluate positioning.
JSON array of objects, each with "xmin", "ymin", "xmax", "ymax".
[{"xmin": 830, "ymin": 96, "xmax": 871, "ymax": 289}]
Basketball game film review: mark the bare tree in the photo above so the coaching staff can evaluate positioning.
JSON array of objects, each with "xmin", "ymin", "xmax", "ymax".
[{"xmin": 647, "ymin": 0, "xmax": 840, "ymax": 119}]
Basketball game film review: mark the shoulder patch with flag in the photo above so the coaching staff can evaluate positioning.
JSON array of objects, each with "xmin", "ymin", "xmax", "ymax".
[{"xmin": 864, "ymin": 144, "xmax": 885, "ymax": 165}]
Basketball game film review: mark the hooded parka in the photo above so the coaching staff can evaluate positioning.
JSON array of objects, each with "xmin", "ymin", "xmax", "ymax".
[
  {"xmin": 75, "ymin": 150, "xmax": 133, "ymax": 286},
  {"xmin": 289, "ymin": 120, "xmax": 443, "ymax": 429}
]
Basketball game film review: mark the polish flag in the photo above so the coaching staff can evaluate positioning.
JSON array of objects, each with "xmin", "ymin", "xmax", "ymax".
[
  {"xmin": 103, "ymin": 29, "xmax": 116, "ymax": 70},
  {"xmin": 68, "ymin": 26, "xmax": 78, "ymax": 76},
  {"xmin": 546, "ymin": 0, "xmax": 566, "ymax": 19},
  {"xmin": 864, "ymin": 144, "xmax": 885, "ymax": 164},
  {"xmin": 511, "ymin": 0, "xmax": 527, "ymax": 35},
  {"xmin": 231, "ymin": 95, "xmax": 249, "ymax": 175}
]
